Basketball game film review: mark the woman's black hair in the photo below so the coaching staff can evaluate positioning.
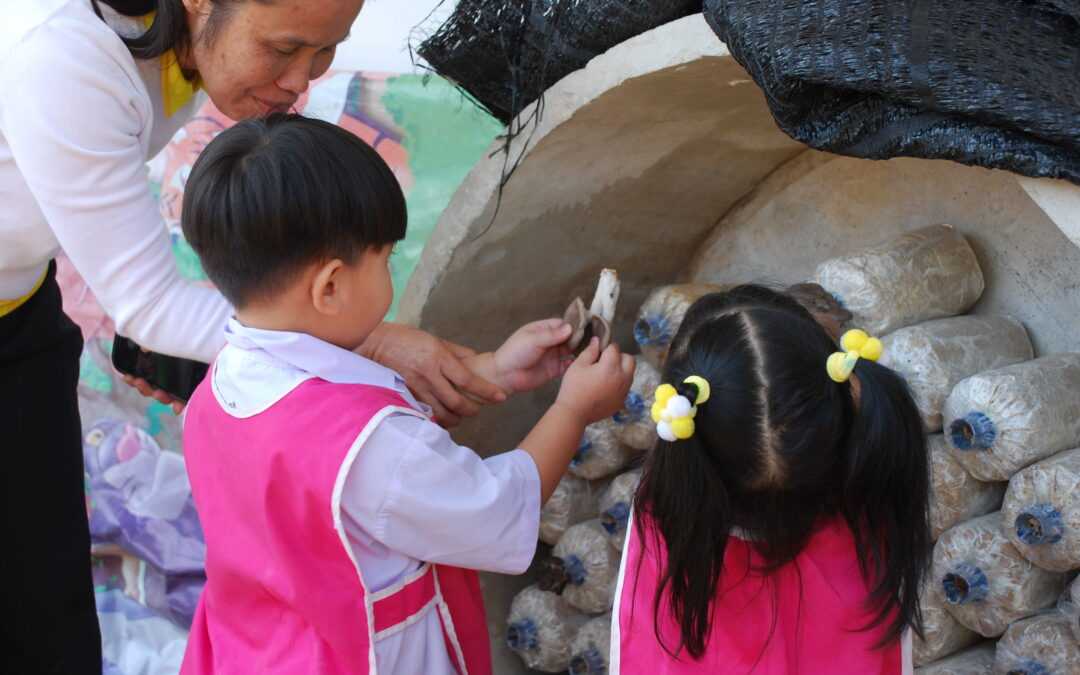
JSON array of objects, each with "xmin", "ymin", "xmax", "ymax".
[
  {"xmin": 90, "ymin": 0, "xmax": 248, "ymax": 63},
  {"xmin": 634, "ymin": 285, "xmax": 929, "ymax": 660},
  {"xmin": 181, "ymin": 113, "xmax": 407, "ymax": 307}
]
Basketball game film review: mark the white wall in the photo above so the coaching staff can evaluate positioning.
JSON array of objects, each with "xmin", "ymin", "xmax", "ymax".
[{"xmin": 332, "ymin": 0, "xmax": 458, "ymax": 73}]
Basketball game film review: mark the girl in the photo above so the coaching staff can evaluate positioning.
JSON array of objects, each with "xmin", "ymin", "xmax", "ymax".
[{"xmin": 611, "ymin": 285, "xmax": 929, "ymax": 673}]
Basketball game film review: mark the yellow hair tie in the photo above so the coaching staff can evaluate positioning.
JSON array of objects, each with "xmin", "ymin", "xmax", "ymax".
[
  {"xmin": 827, "ymin": 329, "xmax": 883, "ymax": 383},
  {"xmin": 651, "ymin": 376, "xmax": 711, "ymax": 442}
]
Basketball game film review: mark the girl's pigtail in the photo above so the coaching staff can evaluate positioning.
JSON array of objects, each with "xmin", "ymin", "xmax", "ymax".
[{"xmin": 842, "ymin": 359, "xmax": 931, "ymax": 643}]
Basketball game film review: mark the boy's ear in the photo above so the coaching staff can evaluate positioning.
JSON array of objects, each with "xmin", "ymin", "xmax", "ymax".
[{"xmin": 310, "ymin": 259, "xmax": 345, "ymax": 316}]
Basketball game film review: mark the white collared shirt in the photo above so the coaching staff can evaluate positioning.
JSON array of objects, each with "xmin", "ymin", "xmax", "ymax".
[{"xmin": 211, "ymin": 319, "xmax": 542, "ymax": 674}]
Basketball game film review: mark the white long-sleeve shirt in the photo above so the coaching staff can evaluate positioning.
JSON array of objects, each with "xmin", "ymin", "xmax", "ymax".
[
  {"xmin": 0, "ymin": 0, "xmax": 230, "ymax": 361},
  {"xmin": 209, "ymin": 318, "xmax": 542, "ymax": 674}
]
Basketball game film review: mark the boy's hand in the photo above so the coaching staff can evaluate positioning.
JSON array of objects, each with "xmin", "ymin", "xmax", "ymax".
[
  {"xmin": 492, "ymin": 319, "xmax": 574, "ymax": 394},
  {"xmin": 555, "ymin": 338, "xmax": 635, "ymax": 426}
]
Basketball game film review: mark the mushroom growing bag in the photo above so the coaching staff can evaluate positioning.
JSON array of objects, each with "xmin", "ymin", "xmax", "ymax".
[
  {"xmin": 568, "ymin": 613, "xmax": 612, "ymax": 675},
  {"xmin": 880, "ymin": 315, "xmax": 1032, "ymax": 432},
  {"xmin": 913, "ymin": 643, "xmax": 996, "ymax": 675},
  {"xmin": 928, "ymin": 434, "xmax": 1006, "ymax": 541},
  {"xmin": 913, "ymin": 576, "xmax": 981, "ymax": 666},
  {"xmin": 598, "ymin": 469, "xmax": 642, "ymax": 552},
  {"xmin": 612, "ymin": 357, "xmax": 662, "ymax": 451},
  {"xmin": 506, "ymin": 585, "xmax": 588, "ymax": 673},
  {"xmin": 540, "ymin": 474, "xmax": 600, "ymax": 546},
  {"xmin": 550, "ymin": 520, "xmax": 619, "ymax": 614},
  {"xmin": 931, "ymin": 513, "xmax": 1066, "ymax": 637},
  {"xmin": 1002, "ymin": 447, "xmax": 1080, "ymax": 572},
  {"xmin": 569, "ymin": 419, "xmax": 639, "ymax": 481},
  {"xmin": 634, "ymin": 284, "xmax": 725, "ymax": 369},
  {"xmin": 993, "ymin": 613, "xmax": 1080, "ymax": 675},
  {"xmin": 813, "ymin": 225, "xmax": 984, "ymax": 336},
  {"xmin": 943, "ymin": 353, "xmax": 1080, "ymax": 481}
]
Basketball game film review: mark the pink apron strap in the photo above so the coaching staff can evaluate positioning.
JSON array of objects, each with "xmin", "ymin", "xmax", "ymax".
[{"xmin": 370, "ymin": 564, "xmax": 438, "ymax": 638}]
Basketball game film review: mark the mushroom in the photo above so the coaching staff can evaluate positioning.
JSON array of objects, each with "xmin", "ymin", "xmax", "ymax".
[{"xmin": 564, "ymin": 269, "xmax": 620, "ymax": 353}]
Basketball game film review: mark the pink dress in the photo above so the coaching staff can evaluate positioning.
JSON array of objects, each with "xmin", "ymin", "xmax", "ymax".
[
  {"xmin": 181, "ymin": 377, "xmax": 491, "ymax": 675},
  {"xmin": 611, "ymin": 513, "xmax": 913, "ymax": 674}
]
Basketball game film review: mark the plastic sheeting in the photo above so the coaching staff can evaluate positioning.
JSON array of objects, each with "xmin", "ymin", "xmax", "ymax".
[
  {"xmin": 703, "ymin": 0, "xmax": 1080, "ymax": 185},
  {"xmin": 931, "ymin": 513, "xmax": 1066, "ymax": 637},
  {"xmin": 993, "ymin": 612, "xmax": 1080, "ymax": 675},
  {"xmin": 506, "ymin": 585, "xmax": 588, "ymax": 673},
  {"xmin": 551, "ymin": 520, "xmax": 620, "ymax": 614},
  {"xmin": 1002, "ymin": 447, "xmax": 1080, "ymax": 572},
  {"xmin": 96, "ymin": 590, "xmax": 187, "ymax": 675},
  {"xmin": 943, "ymin": 353, "xmax": 1080, "ymax": 481},
  {"xmin": 928, "ymin": 434, "xmax": 1006, "ymax": 542},
  {"xmin": 417, "ymin": 0, "xmax": 702, "ymax": 124},
  {"xmin": 880, "ymin": 315, "xmax": 1032, "ymax": 432},
  {"xmin": 612, "ymin": 357, "xmax": 661, "ymax": 451},
  {"xmin": 540, "ymin": 474, "xmax": 600, "ymax": 546},
  {"xmin": 813, "ymin": 225, "xmax": 984, "ymax": 336}
]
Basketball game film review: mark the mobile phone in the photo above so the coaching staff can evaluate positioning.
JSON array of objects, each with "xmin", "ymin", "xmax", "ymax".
[{"xmin": 111, "ymin": 336, "xmax": 210, "ymax": 403}]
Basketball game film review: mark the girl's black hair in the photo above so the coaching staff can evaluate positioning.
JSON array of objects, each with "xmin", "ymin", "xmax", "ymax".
[
  {"xmin": 634, "ymin": 285, "xmax": 929, "ymax": 660},
  {"xmin": 181, "ymin": 113, "xmax": 407, "ymax": 307},
  {"xmin": 90, "ymin": 0, "xmax": 250, "ymax": 63}
]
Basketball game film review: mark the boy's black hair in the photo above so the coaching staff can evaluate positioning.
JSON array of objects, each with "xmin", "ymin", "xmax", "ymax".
[
  {"xmin": 635, "ymin": 285, "xmax": 930, "ymax": 660},
  {"xmin": 181, "ymin": 113, "xmax": 407, "ymax": 308}
]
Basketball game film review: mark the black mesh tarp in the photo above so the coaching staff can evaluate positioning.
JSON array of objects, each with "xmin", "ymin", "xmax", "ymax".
[
  {"xmin": 418, "ymin": 0, "xmax": 702, "ymax": 124},
  {"xmin": 704, "ymin": 0, "xmax": 1080, "ymax": 184}
]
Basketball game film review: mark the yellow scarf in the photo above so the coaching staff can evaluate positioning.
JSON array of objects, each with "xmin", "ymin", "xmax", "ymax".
[
  {"xmin": 0, "ymin": 267, "xmax": 48, "ymax": 318},
  {"xmin": 144, "ymin": 13, "xmax": 201, "ymax": 117}
]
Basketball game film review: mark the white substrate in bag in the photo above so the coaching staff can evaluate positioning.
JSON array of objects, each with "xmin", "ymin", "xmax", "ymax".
[
  {"xmin": 993, "ymin": 612, "xmax": 1080, "ymax": 675},
  {"xmin": 506, "ymin": 585, "xmax": 588, "ymax": 673},
  {"xmin": 633, "ymin": 284, "xmax": 724, "ymax": 369},
  {"xmin": 928, "ymin": 434, "xmax": 1006, "ymax": 541},
  {"xmin": 813, "ymin": 224, "xmax": 985, "ymax": 336},
  {"xmin": 879, "ymin": 315, "xmax": 1032, "ymax": 432},
  {"xmin": 540, "ymin": 474, "xmax": 600, "ymax": 546},
  {"xmin": 943, "ymin": 353, "xmax": 1080, "ymax": 482},
  {"xmin": 1059, "ymin": 576, "xmax": 1080, "ymax": 645},
  {"xmin": 931, "ymin": 512, "xmax": 1067, "ymax": 637},
  {"xmin": 1002, "ymin": 447, "xmax": 1080, "ymax": 573},
  {"xmin": 913, "ymin": 576, "xmax": 981, "ymax": 666},
  {"xmin": 568, "ymin": 613, "xmax": 612, "ymax": 675},
  {"xmin": 613, "ymin": 357, "xmax": 661, "ymax": 451},
  {"xmin": 599, "ymin": 469, "xmax": 642, "ymax": 552},
  {"xmin": 914, "ymin": 643, "xmax": 996, "ymax": 675},
  {"xmin": 570, "ymin": 418, "xmax": 639, "ymax": 481},
  {"xmin": 552, "ymin": 519, "xmax": 620, "ymax": 614}
]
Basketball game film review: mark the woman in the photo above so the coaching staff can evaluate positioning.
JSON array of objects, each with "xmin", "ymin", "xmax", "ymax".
[{"xmin": 0, "ymin": 1, "xmax": 500, "ymax": 672}]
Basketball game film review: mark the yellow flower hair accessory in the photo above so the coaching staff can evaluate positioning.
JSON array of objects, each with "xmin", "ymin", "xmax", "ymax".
[
  {"xmin": 827, "ymin": 329, "xmax": 884, "ymax": 383},
  {"xmin": 651, "ymin": 376, "xmax": 711, "ymax": 442}
]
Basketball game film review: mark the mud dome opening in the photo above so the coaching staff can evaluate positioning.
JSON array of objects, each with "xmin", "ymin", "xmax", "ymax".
[{"xmin": 398, "ymin": 14, "xmax": 1080, "ymax": 673}]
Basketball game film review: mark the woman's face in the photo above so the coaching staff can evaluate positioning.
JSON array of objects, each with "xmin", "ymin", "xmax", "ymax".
[{"xmin": 184, "ymin": 0, "xmax": 364, "ymax": 121}]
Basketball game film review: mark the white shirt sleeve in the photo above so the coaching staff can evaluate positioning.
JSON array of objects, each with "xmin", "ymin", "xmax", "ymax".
[
  {"xmin": 340, "ymin": 414, "xmax": 542, "ymax": 575},
  {"xmin": 0, "ymin": 21, "xmax": 230, "ymax": 362}
]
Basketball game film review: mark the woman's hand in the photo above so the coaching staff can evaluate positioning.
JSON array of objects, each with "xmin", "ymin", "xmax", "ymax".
[
  {"xmin": 121, "ymin": 375, "xmax": 185, "ymax": 415},
  {"xmin": 361, "ymin": 323, "xmax": 506, "ymax": 427}
]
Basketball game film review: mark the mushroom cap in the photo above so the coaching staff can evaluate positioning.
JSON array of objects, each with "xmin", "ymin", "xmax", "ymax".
[{"xmin": 564, "ymin": 297, "xmax": 589, "ymax": 351}]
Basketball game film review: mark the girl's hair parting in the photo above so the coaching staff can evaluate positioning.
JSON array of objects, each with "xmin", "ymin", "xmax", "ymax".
[
  {"xmin": 181, "ymin": 113, "xmax": 407, "ymax": 307},
  {"xmin": 634, "ymin": 284, "xmax": 929, "ymax": 659}
]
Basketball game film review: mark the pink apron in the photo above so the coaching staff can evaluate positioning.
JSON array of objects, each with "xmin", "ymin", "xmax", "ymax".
[
  {"xmin": 611, "ymin": 513, "xmax": 912, "ymax": 674},
  {"xmin": 181, "ymin": 376, "xmax": 492, "ymax": 674}
]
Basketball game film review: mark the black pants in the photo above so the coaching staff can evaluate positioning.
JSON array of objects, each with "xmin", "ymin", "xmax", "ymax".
[{"xmin": 1, "ymin": 262, "xmax": 102, "ymax": 674}]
